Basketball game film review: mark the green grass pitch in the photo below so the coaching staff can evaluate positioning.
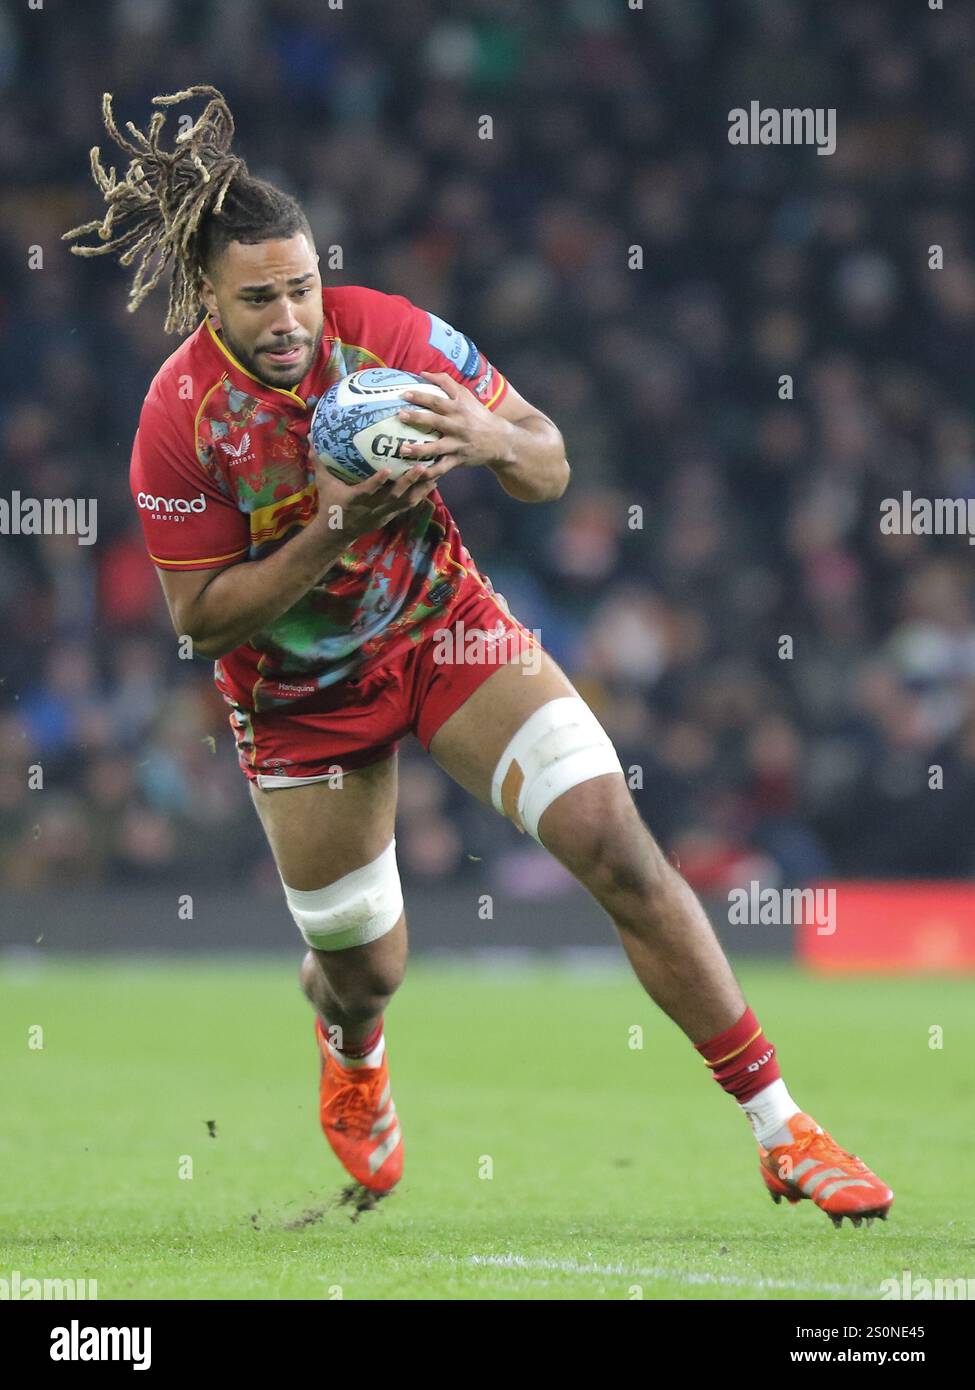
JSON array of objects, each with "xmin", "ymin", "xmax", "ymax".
[{"xmin": 2, "ymin": 955, "xmax": 971, "ymax": 1300}]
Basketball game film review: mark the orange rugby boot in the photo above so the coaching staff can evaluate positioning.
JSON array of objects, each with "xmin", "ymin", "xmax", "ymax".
[
  {"xmin": 759, "ymin": 1112, "xmax": 893, "ymax": 1227},
  {"xmin": 315, "ymin": 1017, "xmax": 403, "ymax": 1194}
]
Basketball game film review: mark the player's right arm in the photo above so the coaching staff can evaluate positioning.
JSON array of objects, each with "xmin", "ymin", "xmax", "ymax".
[
  {"xmin": 131, "ymin": 392, "xmax": 441, "ymax": 660},
  {"xmin": 156, "ymin": 458, "xmax": 436, "ymax": 659}
]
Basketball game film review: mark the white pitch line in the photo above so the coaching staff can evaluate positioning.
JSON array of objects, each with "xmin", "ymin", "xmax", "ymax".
[{"xmin": 462, "ymin": 1253, "xmax": 874, "ymax": 1297}]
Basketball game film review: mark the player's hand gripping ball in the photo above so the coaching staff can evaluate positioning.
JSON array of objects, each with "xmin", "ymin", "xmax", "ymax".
[{"xmin": 310, "ymin": 368, "xmax": 449, "ymax": 484}]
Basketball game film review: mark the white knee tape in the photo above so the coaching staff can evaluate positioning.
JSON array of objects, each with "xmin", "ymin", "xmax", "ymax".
[
  {"xmin": 283, "ymin": 838, "xmax": 403, "ymax": 951},
  {"xmin": 490, "ymin": 696, "xmax": 623, "ymax": 844}
]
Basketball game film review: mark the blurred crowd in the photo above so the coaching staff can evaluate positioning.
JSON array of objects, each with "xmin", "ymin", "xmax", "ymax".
[{"xmin": 1, "ymin": 0, "xmax": 974, "ymax": 899}]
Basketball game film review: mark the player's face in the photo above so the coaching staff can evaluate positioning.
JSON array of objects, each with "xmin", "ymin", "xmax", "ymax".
[{"xmin": 201, "ymin": 233, "xmax": 324, "ymax": 389}]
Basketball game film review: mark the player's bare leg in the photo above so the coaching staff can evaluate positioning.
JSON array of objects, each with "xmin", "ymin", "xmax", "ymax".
[
  {"xmin": 430, "ymin": 654, "xmax": 743, "ymax": 1040},
  {"xmin": 429, "ymin": 652, "xmax": 893, "ymax": 1224},
  {"xmin": 298, "ymin": 924, "xmax": 406, "ymax": 1049},
  {"xmin": 250, "ymin": 755, "xmax": 404, "ymax": 1043},
  {"xmin": 249, "ymin": 756, "xmax": 406, "ymax": 1191}
]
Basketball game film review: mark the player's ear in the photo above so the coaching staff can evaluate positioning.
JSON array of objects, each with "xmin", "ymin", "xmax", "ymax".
[{"xmin": 200, "ymin": 274, "xmax": 218, "ymax": 320}]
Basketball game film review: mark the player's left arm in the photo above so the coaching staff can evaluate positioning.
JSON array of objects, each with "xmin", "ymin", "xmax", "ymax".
[{"xmin": 397, "ymin": 370, "xmax": 571, "ymax": 504}]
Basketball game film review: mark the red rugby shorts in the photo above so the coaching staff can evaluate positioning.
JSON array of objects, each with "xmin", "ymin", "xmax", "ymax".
[{"xmin": 228, "ymin": 572, "xmax": 540, "ymax": 786}]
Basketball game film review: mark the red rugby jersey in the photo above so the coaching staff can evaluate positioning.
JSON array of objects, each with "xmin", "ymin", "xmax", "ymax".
[{"xmin": 130, "ymin": 286, "xmax": 509, "ymax": 712}]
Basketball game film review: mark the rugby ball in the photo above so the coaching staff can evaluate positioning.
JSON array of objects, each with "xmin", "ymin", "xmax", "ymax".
[{"xmin": 309, "ymin": 368, "xmax": 447, "ymax": 484}]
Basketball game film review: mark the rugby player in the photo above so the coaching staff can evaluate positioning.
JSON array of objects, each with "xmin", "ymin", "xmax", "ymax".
[{"xmin": 65, "ymin": 88, "xmax": 893, "ymax": 1225}]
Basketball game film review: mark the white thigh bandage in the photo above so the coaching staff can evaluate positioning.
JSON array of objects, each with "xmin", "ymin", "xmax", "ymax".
[
  {"xmin": 283, "ymin": 838, "xmax": 403, "ymax": 951},
  {"xmin": 490, "ymin": 697, "xmax": 623, "ymax": 844}
]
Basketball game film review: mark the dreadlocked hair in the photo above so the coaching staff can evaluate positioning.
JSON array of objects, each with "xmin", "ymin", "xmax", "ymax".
[{"xmin": 63, "ymin": 86, "xmax": 311, "ymax": 335}]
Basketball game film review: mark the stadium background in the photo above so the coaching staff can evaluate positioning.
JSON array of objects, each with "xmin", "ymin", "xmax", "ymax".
[{"xmin": 1, "ymin": 0, "xmax": 974, "ymax": 955}]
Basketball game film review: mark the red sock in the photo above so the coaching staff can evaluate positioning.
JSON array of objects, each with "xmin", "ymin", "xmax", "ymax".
[
  {"xmin": 325, "ymin": 1016, "xmax": 383, "ymax": 1059},
  {"xmin": 693, "ymin": 1006, "xmax": 781, "ymax": 1103}
]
